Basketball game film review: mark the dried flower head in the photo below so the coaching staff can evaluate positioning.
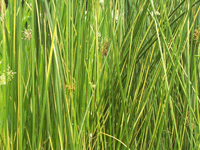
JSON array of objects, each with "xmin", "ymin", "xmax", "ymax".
[
  {"xmin": 193, "ymin": 28, "xmax": 200, "ymax": 44},
  {"xmin": 23, "ymin": 29, "xmax": 32, "ymax": 41},
  {"xmin": 65, "ymin": 78, "xmax": 76, "ymax": 92},
  {"xmin": 66, "ymin": 83, "xmax": 75, "ymax": 92},
  {"xmin": 0, "ymin": 65, "xmax": 16, "ymax": 86},
  {"xmin": 101, "ymin": 38, "xmax": 109, "ymax": 56}
]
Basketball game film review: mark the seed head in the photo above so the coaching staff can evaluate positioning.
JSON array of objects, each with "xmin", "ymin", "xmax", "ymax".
[
  {"xmin": 23, "ymin": 29, "xmax": 32, "ymax": 41},
  {"xmin": 102, "ymin": 38, "xmax": 109, "ymax": 56},
  {"xmin": 193, "ymin": 27, "xmax": 200, "ymax": 44}
]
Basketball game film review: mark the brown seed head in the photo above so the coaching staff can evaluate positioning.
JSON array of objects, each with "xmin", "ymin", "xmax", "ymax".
[
  {"xmin": 23, "ymin": 29, "xmax": 32, "ymax": 41},
  {"xmin": 193, "ymin": 28, "xmax": 200, "ymax": 44},
  {"xmin": 102, "ymin": 38, "xmax": 109, "ymax": 56}
]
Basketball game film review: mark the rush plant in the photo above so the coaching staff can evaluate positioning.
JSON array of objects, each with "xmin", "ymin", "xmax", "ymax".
[{"xmin": 0, "ymin": 0, "xmax": 200, "ymax": 149}]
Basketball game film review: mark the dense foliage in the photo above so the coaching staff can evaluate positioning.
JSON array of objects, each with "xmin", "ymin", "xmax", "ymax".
[{"xmin": 0, "ymin": 0, "xmax": 200, "ymax": 149}]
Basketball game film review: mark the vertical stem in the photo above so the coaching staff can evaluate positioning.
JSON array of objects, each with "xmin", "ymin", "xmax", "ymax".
[{"xmin": 31, "ymin": 0, "xmax": 36, "ymax": 149}]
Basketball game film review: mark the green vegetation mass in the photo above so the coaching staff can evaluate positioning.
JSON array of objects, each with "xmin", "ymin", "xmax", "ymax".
[{"xmin": 0, "ymin": 0, "xmax": 200, "ymax": 149}]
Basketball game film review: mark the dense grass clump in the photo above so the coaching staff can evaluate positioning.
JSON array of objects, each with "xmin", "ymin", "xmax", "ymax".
[{"xmin": 0, "ymin": 0, "xmax": 200, "ymax": 149}]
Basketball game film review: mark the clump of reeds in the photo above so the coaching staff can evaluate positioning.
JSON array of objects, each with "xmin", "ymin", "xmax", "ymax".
[{"xmin": 0, "ymin": 0, "xmax": 200, "ymax": 149}]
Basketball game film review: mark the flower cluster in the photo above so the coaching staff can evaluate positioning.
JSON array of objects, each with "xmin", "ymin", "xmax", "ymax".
[
  {"xmin": 193, "ymin": 27, "xmax": 200, "ymax": 44},
  {"xmin": 0, "ymin": 65, "xmax": 16, "ymax": 86},
  {"xmin": 23, "ymin": 29, "xmax": 32, "ymax": 41},
  {"xmin": 101, "ymin": 38, "xmax": 109, "ymax": 56},
  {"xmin": 65, "ymin": 77, "xmax": 76, "ymax": 92}
]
